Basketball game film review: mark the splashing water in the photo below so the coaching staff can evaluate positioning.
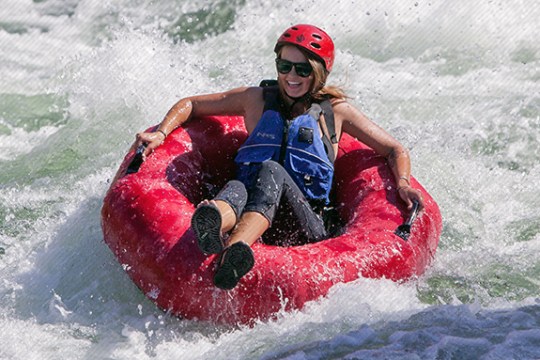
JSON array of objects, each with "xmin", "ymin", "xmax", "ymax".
[{"xmin": 1, "ymin": 0, "xmax": 539, "ymax": 359}]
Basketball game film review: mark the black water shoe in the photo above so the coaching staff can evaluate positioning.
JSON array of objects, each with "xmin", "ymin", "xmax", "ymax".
[
  {"xmin": 192, "ymin": 203, "xmax": 224, "ymax": 254},
  {"xmin": 214, "ymin": 242, "xmax": 255, "ymax": 290}
]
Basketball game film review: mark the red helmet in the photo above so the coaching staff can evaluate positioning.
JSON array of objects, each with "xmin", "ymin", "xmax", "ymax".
[{"xmin": 274, "ymin": 24, "xmax": 335, "ymax": 72}]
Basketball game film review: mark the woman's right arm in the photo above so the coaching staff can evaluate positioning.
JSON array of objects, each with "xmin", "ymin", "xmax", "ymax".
[{"xmin": 134, "ymin": 86, "xmax": 260, "ymax": 157}]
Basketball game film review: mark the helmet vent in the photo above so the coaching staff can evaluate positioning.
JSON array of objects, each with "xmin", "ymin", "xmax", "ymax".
[
  {"xmin": 312, "ymin": 34, "xmax": 322, "ymax": 40},
  {"xmin": 311, "ymin": 42, "xmax": 321, "ymax": 49}
]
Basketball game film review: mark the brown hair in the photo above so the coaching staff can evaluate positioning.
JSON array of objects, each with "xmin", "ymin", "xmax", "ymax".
[{"xmin": 307, "ymin": 56, "xmax": 348, "ymax": 101}]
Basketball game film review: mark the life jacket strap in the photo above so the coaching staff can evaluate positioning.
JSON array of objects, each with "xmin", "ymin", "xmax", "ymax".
[{"xmin": 258, "ymin": 79, "xmax": 337, "ymax": 164}]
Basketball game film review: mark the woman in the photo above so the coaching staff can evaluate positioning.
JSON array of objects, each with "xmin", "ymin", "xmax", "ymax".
[{"xmin": 134, "ymin": 24, "xmax": 424, "ymax": 290}]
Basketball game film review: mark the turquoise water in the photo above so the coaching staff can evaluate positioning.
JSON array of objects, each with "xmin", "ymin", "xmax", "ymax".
[{"xmin": 1, "ymin": 0, "xmax": 539, "ymax": 359}]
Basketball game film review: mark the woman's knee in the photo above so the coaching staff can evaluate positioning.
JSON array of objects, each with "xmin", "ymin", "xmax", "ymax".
[
  {"xmin": 258, "ymin": 160, "xmax": 288, "ymax": 180},
  {"xmin": 225, "ymin": 180, "xmax": 248, "ymax": 199},
  {"xmin": 215, "ymin": 180, "xmax": 247, "ymax": 219},
  {"xmin": 260, "ymin": 160, "xmax": 282, "ymax": 172}
]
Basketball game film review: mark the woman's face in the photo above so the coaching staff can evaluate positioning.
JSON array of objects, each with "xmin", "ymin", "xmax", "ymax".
[{"xmin": 276, "ymin": 45, "xmax": 314, "ymax": 100}]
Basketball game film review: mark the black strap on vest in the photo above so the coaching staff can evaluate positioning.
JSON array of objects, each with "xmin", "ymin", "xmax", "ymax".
[
  {"xmin": 320, "ymin": 100, "xmax": 337, "ymax": 144},
  {"xmin": 259, "ymin": 80, "xmax": 281, "ymax": 113},
  {"xmin": 258, "ymin": 79, "xmax": 337, "ymax": 163}
]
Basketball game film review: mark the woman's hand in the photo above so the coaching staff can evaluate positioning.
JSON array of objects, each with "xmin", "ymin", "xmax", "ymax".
[
  {"xmin": 398, "ymin": 185, "xmax": 424, "ymax": 211},
  {"xmin": 132, "ymin": 130, "xmax": 167, "ymax": 159}
]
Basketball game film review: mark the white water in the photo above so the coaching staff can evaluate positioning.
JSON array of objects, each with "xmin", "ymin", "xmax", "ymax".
[{"xmin": 1, "ymin": 0, "xmax": 539, "ymax": 359}]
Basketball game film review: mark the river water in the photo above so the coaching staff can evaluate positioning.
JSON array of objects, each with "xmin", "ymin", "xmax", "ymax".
[{"xmin": 1, "ymin": 0, "xmax": 539, "ymax": 359}]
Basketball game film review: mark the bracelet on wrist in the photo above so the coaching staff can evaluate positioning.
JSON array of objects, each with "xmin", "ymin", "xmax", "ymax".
[
  {"xmin": 397, "ymin": 185, "xmax": 410, "ymax": 192},
  {"xmin": 399, "ymin": 176, "xmax": 410, "ymax": 185},
  {"xmin": 157, "ymin": 129, "xmax": 167, "ymax": 138}
]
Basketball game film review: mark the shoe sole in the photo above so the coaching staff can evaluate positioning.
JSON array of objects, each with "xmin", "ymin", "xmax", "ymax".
[
  {"xmin": 214, "ymin": 242, "xmax": 255, "ymax": 290},
  {"xmin": 191, "ymin": 204, "xmax": 224, "ymax": 254}
]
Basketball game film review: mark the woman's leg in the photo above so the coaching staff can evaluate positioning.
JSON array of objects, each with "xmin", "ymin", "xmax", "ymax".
[
  {"xmin": 227, "ymin": 211, "xmax": 270, "ymax": 246},
  {"xmin": 192, "ymin": 180, "xmax": 247, "ymax": 254},
  {"xmin": 213, "ymin": 212, "xmax": 267, "ymax": 290},
  {"xmin": 213, "ymin": 179, "xmax": 248, "ymax": 229},
  {"xmin": 214, "ymin": 161, "xmax": 327, "ymax": 289},
  {"xmin": 252, "ymin": 161, "xmax": 327, "ymax": 240},
  {"xmin": 228, "ymin": 160, "xmax": 327, "ymax": 246}
]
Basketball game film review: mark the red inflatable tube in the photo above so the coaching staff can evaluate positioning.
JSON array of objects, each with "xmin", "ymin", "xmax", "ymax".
[{"xmin": 101, "ymin": 116, "xmax": 442, "ymax": 325}]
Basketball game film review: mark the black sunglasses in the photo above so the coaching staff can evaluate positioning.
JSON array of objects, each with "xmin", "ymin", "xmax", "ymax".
[{"xmin": 275, "ymin": 58, "xmax": 313, "ymax": 77}]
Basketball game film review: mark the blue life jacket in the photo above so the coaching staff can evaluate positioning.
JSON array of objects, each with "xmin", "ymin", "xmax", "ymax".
[{"xmin": 235, "ymin": 84, "xmax": 337, "ymax": 205}]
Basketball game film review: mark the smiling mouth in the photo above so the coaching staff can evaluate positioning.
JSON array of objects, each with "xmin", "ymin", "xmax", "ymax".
[
  {"xmin": 281, "ymin": 79, "xmax": 309, "ymax": 100},
  {"xmin": 287, "ymin": 81, "xmax": 301, "ymax": 87}
]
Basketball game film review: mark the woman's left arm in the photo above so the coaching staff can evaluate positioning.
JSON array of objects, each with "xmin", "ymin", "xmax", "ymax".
[{"xmin": 335, "ymin": 101, "xmax": 424, "ymax": 210}]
